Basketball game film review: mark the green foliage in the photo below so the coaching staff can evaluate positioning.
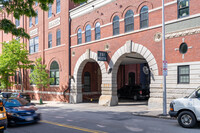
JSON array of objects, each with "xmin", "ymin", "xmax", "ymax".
[
  {"xmin": 0, "ymin": 0, "xmax": 87, "ymax": 39},
  {"xmin": 0, "ymin": 0, "xmax": 87, "ymax": 38},
  {"xmin": 0, "ymin": 40, "xmax": 33, "ymax": 89},
  {"xmin": 0, "ymin": 0, "xmax": 54, "ymax": 39},
  {"xmin": 30, "ymin": 57, "xmax": 53, "ymax": 89},
  {"xmin": 72, "ymin": 0, "xmax": 87, "ymax": 4}
]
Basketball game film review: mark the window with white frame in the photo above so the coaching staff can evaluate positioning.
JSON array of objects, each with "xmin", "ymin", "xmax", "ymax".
[
  {"xmin": 48, "ymin": 33, "xmax": 52, "ymax": 48},
  {"xmin": 77, "ymin": 28, "xmax": 82, "ymax": 44},
  {"xmin": 56, "ymin": 29, "xmax": 61, "ymax": 46},
  {"xmin": 113, "ymin": 16, "xmax": 119, "ymax": 35},
  {"xmin": 125, "ymin": 10, "xmax": 134, "ymax": 32},
  {"xmin": 178, "ymin": 65, "xmax": 190, "ymax": 84},
  {"xmin": 140, "ymin": 6, "xmax": 149, "ymax": 29},
  {"xmin": 50, "ymin": 61, "xmax": 59, "ymax": 85},
  {"xmin": 95, "ymin": 22, "xmax": 100, "ymax": 40},
  {"xmin": 85, "ymin": 25, "xmax": 91, "ymax": 42},
  {"xmin": 29, "ymin": 36, "xmax": 39, "ymax": 54}
]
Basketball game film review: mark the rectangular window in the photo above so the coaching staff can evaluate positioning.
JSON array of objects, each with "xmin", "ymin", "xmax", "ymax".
[
  {"xmin": 50, "ymin": 71, "xmax": 59, "ymax": 85},
  {"xmin": 56, "ymin": 30, "xmax": 61, "ymax": 46},
  {"xmin": 77, "ymin": 33, "xmax": 82, "ymax": 44},
  {"xmin": 56, "ymin": 0, "xmax": 61, "ymax": 13},
  {"xmin": 29, "ymin": 36, "xmax": 39, "ymax": 54},
  {"xmin": 140, "ymin": 12, "xmax": 148, "ymax": 29},
  {"xmin": 29, "ymin": 17, "xmax": 32, "ymax": 27},
  {"xmin": 113, "ymin": 21, "xmax": 119, "ymax": 35},
  {"xmin": 178, "ymin": 65, "xmax": 190, "ymax": 84},
  {"xmin": 95, "ymin": 27, "xmax": 101, "ymax": 40},
  {"xmin": 85, "ymin": 31, "xmax": 91, "ymax": 42},
  {"xmin": 15, "ymin": 18, "xmax": 20, "ymax": 27},
  {"xmin": 35, "ymin": 10, "xmax": 38, "ymax": 25},
  {"xmin": 125, "ymin": 16, "xmax": 134, "ymax": 32},
  {"xmin": 48, "ymin": 33, "xmax": 52, "ymax": 48},
  {"xmin": 178, "ymin": 0, "xmax": 189, "ymax": 18},
  {"xmin": 48, "ymin": 4, "xmax": 52, "ymax": 18}
]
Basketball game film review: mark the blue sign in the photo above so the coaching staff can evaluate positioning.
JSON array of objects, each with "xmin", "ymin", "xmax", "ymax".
[{"xmin": 98, "ymin": 51, "xmax": 107, "ymax": 61}]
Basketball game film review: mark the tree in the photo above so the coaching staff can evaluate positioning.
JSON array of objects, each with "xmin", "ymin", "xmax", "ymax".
[
  {"xmin": 0, "ymin": 0, "xmax": 86, "ymax": 39},
  {"xmin": 29, "ymin": 57, "xmax": 53, "ymax": 104},
  {"xmin": 0, "ymin": 39, "xmax": 33, "ymax": 90}
]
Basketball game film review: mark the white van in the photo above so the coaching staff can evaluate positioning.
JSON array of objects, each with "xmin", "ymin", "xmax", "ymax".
[{"xmin": 169, "ymin": 87, "xmax": 200, "ymax": 128}]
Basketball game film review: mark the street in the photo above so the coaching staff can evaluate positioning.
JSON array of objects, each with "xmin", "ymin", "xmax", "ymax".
[{"xmin": 5, "ymin": 103, "xmax": 200, "ymax": 133}]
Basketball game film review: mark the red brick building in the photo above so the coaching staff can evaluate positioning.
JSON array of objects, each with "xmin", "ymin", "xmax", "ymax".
[
  {"xmin": 0, "ymin": 0, "xmax": 200, "ymax": 109},
  {"xmin": 70, "ymin": 0, "xmax": 200, "ymax": 108},
  {"xmin": 0, "ymin": 0, "xmax": 78, "ymax": 102}
]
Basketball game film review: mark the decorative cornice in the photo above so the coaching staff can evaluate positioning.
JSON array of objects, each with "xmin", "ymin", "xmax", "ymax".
[{"xmin": 165, "ymin": 28, "xmax": 200, "ymax": 39}]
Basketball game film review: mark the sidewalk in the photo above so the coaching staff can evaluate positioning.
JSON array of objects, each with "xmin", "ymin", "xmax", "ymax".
[{"xmin": 31, "ymin": 100, "xmax": 173, "ymax": 120}]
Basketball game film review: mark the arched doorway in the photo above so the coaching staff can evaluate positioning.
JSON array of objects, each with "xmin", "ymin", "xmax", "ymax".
[
  {"xmin": 116, "ymin": 53, "xmax": 150, "ymax": 102},
  {"xmin": 70, "ymin": 51, "xmax": 106, "ymax": 104},
  {"xmin": 99, "ymin": 40, "xmax": 159, "ymax": 106},
  {"xmin": 82, "ymin": 62, "xmax": 102, "ymax": 102}
]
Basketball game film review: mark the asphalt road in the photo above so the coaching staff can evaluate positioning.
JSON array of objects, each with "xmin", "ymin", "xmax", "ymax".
[{"xmin": 5, "ymin": 105, "xmax": 200, "ymax": 133}]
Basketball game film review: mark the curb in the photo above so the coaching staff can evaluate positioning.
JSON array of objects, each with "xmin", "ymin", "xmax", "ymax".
[{"xmin": 132, "ymin": 113, "xmax": 176, "ymax": 120}]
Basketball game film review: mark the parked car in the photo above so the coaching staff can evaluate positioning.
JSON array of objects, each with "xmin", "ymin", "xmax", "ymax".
[
  {"xmin": 3, "ymin": 98, "xmax": 40, "ymax": 126},
  {"xmin": 117, "ymin": 85, "xmax": 150, "ymax": 100},
  {"xmin": 169, "ymin": 87, "xmax": 200, "ymax": 128},
  {"xmin": 11, "ymin": 92, "xmax": 31, "ymax": 103}
]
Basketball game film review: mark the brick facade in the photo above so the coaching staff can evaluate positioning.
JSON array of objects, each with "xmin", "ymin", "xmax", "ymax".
[{"xmin": 0, "ymin": 0, "xmax": 200, "ymax": 109}]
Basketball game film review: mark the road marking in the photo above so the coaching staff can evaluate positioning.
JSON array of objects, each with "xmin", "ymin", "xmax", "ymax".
[{"xmin": 41, "ymin": 120, "xmax": 107, "ymax": 133}]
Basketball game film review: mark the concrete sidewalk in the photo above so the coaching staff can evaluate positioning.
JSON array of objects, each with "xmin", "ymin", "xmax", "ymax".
[{"xmin": 31, "ymin": 100, "xmax": 173, "ymax": 120}]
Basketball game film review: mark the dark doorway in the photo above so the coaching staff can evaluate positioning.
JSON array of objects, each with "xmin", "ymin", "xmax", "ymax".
[
  {"xmin": 82, "ymin": 62, "xmax": 102, "ymax": 102},
  {"xmin": 128, "ymin": 72, "xmax": 135, "ymax": 86},
  {"xmin": 83, "ymin": 72, "xmax": 91, "ymax": 92}
]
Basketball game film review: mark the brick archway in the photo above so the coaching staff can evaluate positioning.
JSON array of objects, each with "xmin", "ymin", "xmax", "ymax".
[
  {"xmin": 70, "ymin": 50, "xmax": 106, "ymax": 103},
  {"xmin": 99, "ymin": 40, "xmax": 160, "ymax": 106}
]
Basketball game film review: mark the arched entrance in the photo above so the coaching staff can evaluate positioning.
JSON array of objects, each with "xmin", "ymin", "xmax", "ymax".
[
  {"xmin": 116, "ymin": 53, "xmax": 150, "ymax": 102},
  {"xmin": 99, "ymin": 40, "xmax": 159, "ymax": 107},
  {"xmin": 82, "ymin": 62, "xmax": 102, "ymax": 102},
  {"xmin": 70, "ymin": 50, "xmax": 106, "ymax": 104}
]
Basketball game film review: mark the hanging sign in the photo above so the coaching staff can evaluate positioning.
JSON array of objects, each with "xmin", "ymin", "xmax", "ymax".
[{"xmin": 98, "ymin": 51, "xmax": 107, "ymax": 61}]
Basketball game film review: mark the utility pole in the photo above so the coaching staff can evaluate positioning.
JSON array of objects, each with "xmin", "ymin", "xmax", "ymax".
[{"xmin": 162, "ymin": 0, "xmax": 167, "ymax": 115}]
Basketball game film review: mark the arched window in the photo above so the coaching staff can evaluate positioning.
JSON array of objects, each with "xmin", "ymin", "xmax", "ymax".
[
  {"xmin": 84, "ymin": 72, "xmax": 91, "ymax": 92},
  {"xmin": 77, "ymin": 28, "xmax": 82, "ymax": 44},
  {"xmin": 178, "ymin": 0, "xmax": 189, "ymax": 18},
  {"xmin": 95, "ymin": 22, "xmax": 101, "ymax": 40},
  {"xmin": 125, "ymin": 10, "xmax": 134, "ymax": 32},
  {"xmin": 85, "ymin": 24, "xmax": 91, "ymax": 42},
  {"xmin": 113, "ymin": 16, "xmax": 119, "ymax": 35},
  {"xmin": 140, "ymin": 6, "xmax": 149, "ymax": 29},
  {"xmin": 56, "ymin": 29, "xmax": 61, "ymax": 46},
  {"xmin": 50, "ymin": 61, "xmax": 59, "ymax": 85}
]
